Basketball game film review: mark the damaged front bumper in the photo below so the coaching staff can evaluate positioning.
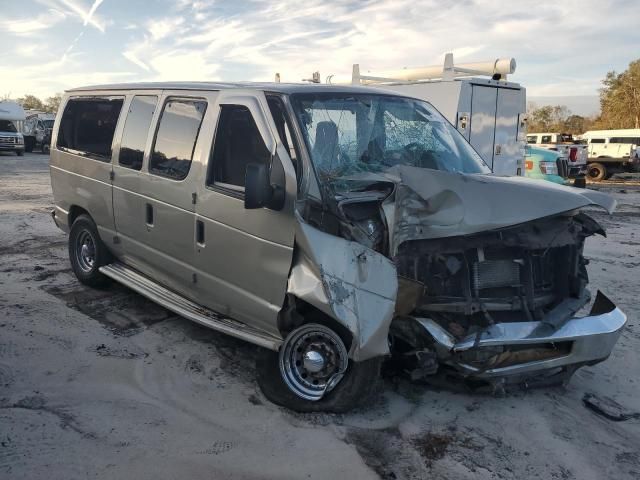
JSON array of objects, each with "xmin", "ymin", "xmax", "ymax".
[{"xmin": 414, "ymin": 292, "xmax": 626, "ymax": 380}]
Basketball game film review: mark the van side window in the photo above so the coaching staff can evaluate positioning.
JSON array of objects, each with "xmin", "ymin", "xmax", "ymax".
[
  {"xmin": 119, "ymin": 95, "xmax": 158, "ymax": 170},
  {"xmin": 208, "ymin": 105, "xmax": 271, "ymax": 190},
  {"xmin": 590, "ymin": 138, "xmax": 605, "ymax": 143},
  {"xmin": 526, "ymin": 135, "xmax": 537, "ymax": 144},
  {"xmin": 610, "ymin": 137, "xmax": 640, "ymax": 144},
  {"xmin": 150, "ymin": 98, "xmax": 207, "ymax": 181},
  {"xmin": 57, "ymin": 97, "xmax": 124, "ymax": 161},
  {"xmin": 541, "ymin": 135, "xmax": 552, "ymax": 143}
]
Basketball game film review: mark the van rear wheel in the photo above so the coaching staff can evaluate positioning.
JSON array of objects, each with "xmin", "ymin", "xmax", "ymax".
[
  {"xmin": 256, "ymin": 323, "xmax": 382, "ymax": 413},
  {"xmin": 69, "ymin": 214, "xmax": 112, "ymax": 288}
]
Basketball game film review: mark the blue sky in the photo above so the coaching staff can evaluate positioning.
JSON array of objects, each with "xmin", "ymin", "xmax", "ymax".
[{"xmin": 1, "ymin": 0, "xmax": 639, "ymax": 108}]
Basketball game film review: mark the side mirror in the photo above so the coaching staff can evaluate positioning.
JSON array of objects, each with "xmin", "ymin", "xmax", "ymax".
[{"xmin": 244, "ymin": 163, "xmax": 272, "ymax": 209}]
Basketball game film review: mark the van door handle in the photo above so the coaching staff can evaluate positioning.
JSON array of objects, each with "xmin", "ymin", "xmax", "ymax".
[
  {"xmin": 196, "ymin": 220, "xmax": 205, "ymax": 245},
  {"xmin": 145, "ymin": 203, "xmax": 154, "ymax": 226}
]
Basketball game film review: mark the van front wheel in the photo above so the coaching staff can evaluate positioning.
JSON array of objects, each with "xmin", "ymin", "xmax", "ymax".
[
  {"xmin": 256, "ymin": 323, "xmax": 382, "ymax": 413},
  {"xmin": 69, "ymin": 214, "xmax": 111, "ymax": 288}
]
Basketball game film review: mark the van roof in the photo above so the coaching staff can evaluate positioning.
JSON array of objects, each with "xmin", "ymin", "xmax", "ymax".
[{"xmin": 66, "ymin": 81, "xmax": 404, "ymax": 96}]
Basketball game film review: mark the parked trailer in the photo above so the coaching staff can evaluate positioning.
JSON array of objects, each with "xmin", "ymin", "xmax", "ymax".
[{"xmin": 312, "ymin": 54, "xmax": 528, "ymax": 177}]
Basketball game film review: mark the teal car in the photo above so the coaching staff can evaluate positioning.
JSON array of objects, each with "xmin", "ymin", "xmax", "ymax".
[{"xmin": 524, "ymin": 145, "xmax": 568, "ymax": 185}]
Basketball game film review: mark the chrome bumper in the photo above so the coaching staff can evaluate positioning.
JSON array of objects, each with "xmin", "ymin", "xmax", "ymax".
[{"xmin": 416, "ymin": 292, "xmax": 626, "ymax": 379}]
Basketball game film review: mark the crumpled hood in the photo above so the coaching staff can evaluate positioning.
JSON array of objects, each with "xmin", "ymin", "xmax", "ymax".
[{"xmin": 380, "ymin": 165, "xmax": 616, "ymax": 253}]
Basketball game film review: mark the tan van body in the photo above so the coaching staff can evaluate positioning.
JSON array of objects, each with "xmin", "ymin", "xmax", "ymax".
[{"xmin": 50, "ymin": 82, "xmax": 626, "ymax": 411}]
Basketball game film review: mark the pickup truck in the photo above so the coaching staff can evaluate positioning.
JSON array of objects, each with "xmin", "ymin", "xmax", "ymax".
[{"xmin": 526, "ymin": 133, "xmax": 588, "ymax": 183}]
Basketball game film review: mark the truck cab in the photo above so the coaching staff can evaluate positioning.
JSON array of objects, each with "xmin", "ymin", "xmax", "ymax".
[{"xmin": 23, "ymin": 112, "xmax": 56, "ymax": 153}]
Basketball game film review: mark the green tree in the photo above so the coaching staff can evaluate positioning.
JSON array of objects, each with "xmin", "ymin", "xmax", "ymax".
[
  {"xmin": 599, "ymin": 59, "xmax": 640, "ymax": 128},
  {"xmin": 527, "ymin": 104, "xmax": 571, "ymax": 132},
  {"xmin": 44, "ymin": 93, "xmax": 62, "ymax": 114},
  {"xmin": 17, "ymin": 94, "xmax": 45, "ymax": 111},
  {"xmin": 563, "ymin": 114, "xmax": 589, "ymax": 135}
]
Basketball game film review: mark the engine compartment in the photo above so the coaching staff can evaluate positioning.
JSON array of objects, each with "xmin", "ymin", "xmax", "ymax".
[{"xmin": 394, "ymin": 213, "xmax": 603, "ymax": 335}]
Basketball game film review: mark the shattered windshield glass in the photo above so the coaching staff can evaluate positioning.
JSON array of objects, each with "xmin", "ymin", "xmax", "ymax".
[{"xmin": 290, "ymin": 93, "xmax": 490, "ymax": 192}]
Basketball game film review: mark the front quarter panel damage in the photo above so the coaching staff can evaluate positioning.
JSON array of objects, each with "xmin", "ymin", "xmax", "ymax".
[{"xmin": 288, "ymin": 220, "xmax": 398, "ymax": 361}]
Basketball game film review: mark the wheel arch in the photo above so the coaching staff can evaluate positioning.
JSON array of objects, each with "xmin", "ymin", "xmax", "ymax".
[
  {"xmin": 67, "ymin": 205, "xmax": 91, "ymax": 229},
  {"xmin": 278, "ymin": 294, "xmax": 355, "ymax": 353}
]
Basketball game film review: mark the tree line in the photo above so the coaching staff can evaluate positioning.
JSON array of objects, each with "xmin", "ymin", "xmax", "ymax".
[
  {"xmin": 528, "ymin": 59, "xmax": 640, "ymax": 134},
  {"xmin": 21, "ymin": 93, "xmax": 63, "ymax": 113},
  {"xmin": 4, "ymin": 93, "xmax": 63, "ymax": 114}
]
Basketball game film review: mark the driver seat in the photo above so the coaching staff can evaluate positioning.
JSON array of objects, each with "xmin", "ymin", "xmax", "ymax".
[{"xmin": 313, "ymin": 121, "xmax": 340, "ymax": 171}]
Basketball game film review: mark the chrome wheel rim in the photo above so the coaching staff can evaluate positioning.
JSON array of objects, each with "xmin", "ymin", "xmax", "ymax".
[
  {"xmin": 279, "ymin": 324, "xmax": 348, "ymax": 401},
  {"xmin": 76, "ymin": 230, "xmax": 96, "ymax": 272}
]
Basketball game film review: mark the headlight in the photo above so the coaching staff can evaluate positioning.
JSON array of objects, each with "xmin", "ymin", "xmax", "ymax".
[
  {"xmin": 539, "ymin": 161, "xmax": 558, "ymax": 175},
  {"xmin": 17, "ymin": 137, "xmax": 24, "ymax": 144}
]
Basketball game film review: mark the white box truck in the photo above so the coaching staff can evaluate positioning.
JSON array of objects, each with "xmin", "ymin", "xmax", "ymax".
[
  {"xmin": 311, "ymin": 54, "xmax": 527, "ymax": 176},
  {"xmin": 0, "ymin": 101, "xmax": 26, "ymax": 156}
]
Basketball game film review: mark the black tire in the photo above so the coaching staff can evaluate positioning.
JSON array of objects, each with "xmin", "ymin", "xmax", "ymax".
[
  {"xmin": 16, "ymin": 150, "xmax": 24, "ymax": 156},
  {"xmin": 68, "ymin": 214, "xmax": 112, "ymax": 288},
  {"xmin": 587, "ymin": 162, "xmax": 606, "ymax": 182},
  {"xmin": 574, "ymin": 177, "xmax": 586, "ymax": 188},
  {"xmin": 42, "ymin": 143, "xmax": 50, "ymax": 154},
  {"xmin": 256, "ymin": 345, "xmax": 382, "ymax": 413}
]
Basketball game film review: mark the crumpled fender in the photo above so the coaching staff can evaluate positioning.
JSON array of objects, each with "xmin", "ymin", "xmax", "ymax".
[
  {"xmin": 386, "ymin": 165, "xmax": 617, "ymax": 253},
  {"xmin": 287, "ymin": 219, "xmax": 398, "ymax": 361}
]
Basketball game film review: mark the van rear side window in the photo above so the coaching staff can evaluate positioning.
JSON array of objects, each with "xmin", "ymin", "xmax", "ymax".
[
  {"xmin": 57, "ymin": 97, "xmax": 124, "ymax": 161},
  {"xmin": 590, "ymin": 138, "xmax": 605, "ymax": 143},
  {"xmin": 119, "ymin": 95, "xmax": 158, "ymax": 170},
  {"xmin": 150, "ymin": 98, "xmax": 207, "ymax": 181}
]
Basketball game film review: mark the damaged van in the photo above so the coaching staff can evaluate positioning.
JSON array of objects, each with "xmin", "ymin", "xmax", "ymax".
[{"xmin": 49, "ymin": 82, "xmax": 627, "ymax": 412}]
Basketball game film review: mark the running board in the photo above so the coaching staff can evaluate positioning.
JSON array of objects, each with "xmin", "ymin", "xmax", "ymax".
[{"xmin": 99, "ymin": 263, "xmax": 282, "ymax": 351}]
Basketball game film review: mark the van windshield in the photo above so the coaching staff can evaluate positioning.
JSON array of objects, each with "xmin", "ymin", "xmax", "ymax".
[
  {"xmin": 0, "ymin": 120, "xmax": 17, "ymax": 133},
  {"xmin": 290, "ymin": 93, "xmax": 490, "ymax": 191}
]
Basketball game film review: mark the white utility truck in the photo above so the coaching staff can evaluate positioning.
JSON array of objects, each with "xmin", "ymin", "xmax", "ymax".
[
  {"xmin": 0, "ymin": 101, "xmax": 26, "ymax": 156},
  {"xmin": 581, "ymin": 129, "xmax": 640, "ymax": 180},
  {"xmin": 300, "ymin": 54, "xmax": 528, "ymax": 176}
]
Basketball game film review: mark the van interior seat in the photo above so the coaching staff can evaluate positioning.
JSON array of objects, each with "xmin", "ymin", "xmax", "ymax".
[{"xmin": 312, "ymin": 121, "xmax": 339, "ymax": 170}]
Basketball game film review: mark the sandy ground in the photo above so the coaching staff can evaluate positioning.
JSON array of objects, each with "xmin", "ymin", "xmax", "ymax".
[{"xmin": 1, "ymin": 152, "xmax": 639, "ymax": 480}]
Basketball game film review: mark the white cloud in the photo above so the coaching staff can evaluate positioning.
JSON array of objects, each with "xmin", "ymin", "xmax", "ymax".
[
  {"xmin": 5, "ymin": 0, "xmax": 640, "ymax": 99},
  {"xmin": 53, "ymin": 0, "xmax": 107, "ymax": 32},
  {"xmin": 0, "ymin": 9, "xmax": 66, "ymax": 34},
  {"xmin": 123, "ymin": 51, "xmax": 151, "ymax": 72}
]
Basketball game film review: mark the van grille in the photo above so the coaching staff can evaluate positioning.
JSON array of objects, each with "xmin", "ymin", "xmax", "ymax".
[{"xmin": 0, "ymin": 136, "xmax": 16, "ymax": 145}]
